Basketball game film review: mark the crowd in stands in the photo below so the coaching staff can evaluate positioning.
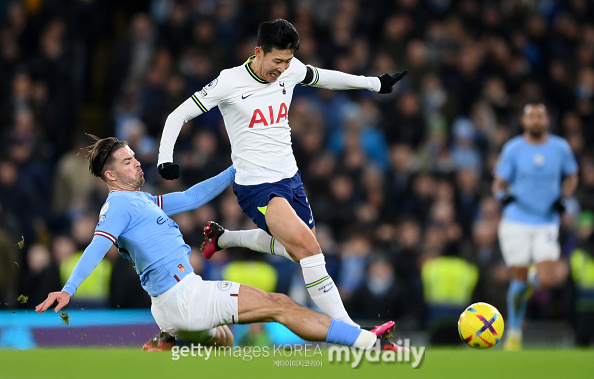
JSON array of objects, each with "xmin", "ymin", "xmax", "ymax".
[{"xmin": 1, "ymin": 0, "xmax": 594, "ymax": 342}]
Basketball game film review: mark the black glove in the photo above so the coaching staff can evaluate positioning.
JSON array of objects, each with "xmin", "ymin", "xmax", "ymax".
[
  {"xmin": 500, "ymin": 193, "xmax": 516, "ymax": 207},
  {"xmin": 378, "ymin": 71, "xmax": 408, "ymax": 94},
  {"xmin": 158, "ymin": 162, "xmax": 180, "ymax": 180},
  {"xmin": 552, "ymin": 197, "xmax": 566, "ymax": 214}
]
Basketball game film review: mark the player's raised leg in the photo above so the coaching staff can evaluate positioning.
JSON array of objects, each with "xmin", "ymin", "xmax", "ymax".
[
  {"xmin": 202, "ymin": 221, "xmax": 296, "ymax": 262},
  {"xmin": 264, "ymin": 196, "xmax": 359, "ymax": 326},
  {"xmin": 202, "ymin": 220, "xmax": 396, "ymax": 336}
]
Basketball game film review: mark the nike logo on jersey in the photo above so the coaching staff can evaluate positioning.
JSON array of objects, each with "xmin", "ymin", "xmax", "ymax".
[
  {"xmin": 242, "ymin": 93, "xmax": 254, "ymax": 99},
  {"xmin": 308, "ymin": 216, "xmax": 314, "ymax": 224}
]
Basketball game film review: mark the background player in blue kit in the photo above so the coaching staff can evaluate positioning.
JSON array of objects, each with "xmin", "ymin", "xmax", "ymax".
[
  {"xmin": 157, "ymin": 18, "xmax": 405, "ymax": 333},
  {"xmin": 35, "ymin": 135, "xmax": 398, "ymax": 351},
  {"xmin": 493, "ymin": 102, "xmax": 579, "ymax": 350}
]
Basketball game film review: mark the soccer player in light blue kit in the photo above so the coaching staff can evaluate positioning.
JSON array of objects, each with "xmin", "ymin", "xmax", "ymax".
[
  {"xmin": 35, "ymin": 135, "xmax": 398, "ymax": 351},
  {"xmin": 493, "ymin": 102, "xmax": 578, "ymax": 350}
]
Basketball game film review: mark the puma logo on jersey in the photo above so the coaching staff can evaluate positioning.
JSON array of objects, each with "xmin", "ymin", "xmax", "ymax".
[
  {"xmin": 248, "ymin": 103, "xmax": 288, "ymax": 128},
  {"xmin": 242, "ymin": 93, "xmax": 254, "ymax": 99}
]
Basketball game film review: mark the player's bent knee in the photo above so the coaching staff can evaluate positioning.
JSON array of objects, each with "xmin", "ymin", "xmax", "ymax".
[{"xmin": 293, "ymin": 238, "xmax": 322, "ymax": 259}]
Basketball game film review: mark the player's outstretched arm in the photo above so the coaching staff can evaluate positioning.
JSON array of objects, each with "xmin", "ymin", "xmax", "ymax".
[
  {"xmin": 161, "ymin": 166, "xmax": 236, "ymax": 216},
  {"xmin": 43, "ymin": 236, "xmax": 114, "ymax": 313},
  {"xmin": 158, "ymin": 97, "xmax": 205, "ymax": 180},
  {"xmin": 302, "ymin": 66, "xmax": 407, "ymax": 93},
  {"xmin": 35, "ymin": 291, "xmax": 71, "ymax": 314}
]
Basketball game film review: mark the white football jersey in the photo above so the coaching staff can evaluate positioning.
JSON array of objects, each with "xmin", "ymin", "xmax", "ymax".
[{"xmin": 192, "ymin": 56, "xmax": 308, "ymax": 185}]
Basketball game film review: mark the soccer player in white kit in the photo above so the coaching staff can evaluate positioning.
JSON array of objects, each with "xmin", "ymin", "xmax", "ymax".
[
  {"xmin": 157, "ymin": 19, "xmax": 406, "ymax": 330},
  {"xmin": 493, "ymin": 102, "xmax": 578, "ymax": 350}
]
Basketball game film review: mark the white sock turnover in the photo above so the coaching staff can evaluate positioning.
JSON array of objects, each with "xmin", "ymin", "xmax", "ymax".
[
  {"xmin": 300, "ymin": 254, "xmax": 359, "ymax": 327},
  {"xmin": 218, "ymin": 229, "xmax": 296, "ymax": 262}
]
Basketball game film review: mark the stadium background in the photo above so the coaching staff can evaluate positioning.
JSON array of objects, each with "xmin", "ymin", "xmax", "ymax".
[{"xmin": 1, "ymin": 0, "xmax": 594, "ymax": 349}]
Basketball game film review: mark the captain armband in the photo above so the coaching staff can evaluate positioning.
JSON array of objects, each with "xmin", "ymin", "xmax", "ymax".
[{"xmin": 301, "ymin": 65, "xmax": 320, "ymax": 86}]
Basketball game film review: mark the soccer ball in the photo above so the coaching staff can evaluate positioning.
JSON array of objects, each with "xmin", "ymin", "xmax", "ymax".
[{"xmin": 458, "ymin": 302, "xmax": 505, "ymax": 349}]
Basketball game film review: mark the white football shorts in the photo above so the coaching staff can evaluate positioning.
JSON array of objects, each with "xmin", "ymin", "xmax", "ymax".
[
  {"xmin": 498, "ymin": 220, "xmax": 560, "ymax": 267},
  {"xmin": 150, "ymin": 272, "xmax": 240, "ymax": 343}
]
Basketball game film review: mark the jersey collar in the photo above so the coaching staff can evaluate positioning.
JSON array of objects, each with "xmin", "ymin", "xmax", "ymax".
[
  {"xmin": 244, "ymin": 56, "xmax": 268, "ymax": 84},
  {"xmin": 109, "ymin": 189, "xmax": 141, "ymax": 193}
]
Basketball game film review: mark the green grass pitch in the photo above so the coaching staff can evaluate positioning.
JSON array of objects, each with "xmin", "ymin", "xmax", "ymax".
[{"xmin": 1, "ymin": 347, "xmax": 593, "ymax": 378}]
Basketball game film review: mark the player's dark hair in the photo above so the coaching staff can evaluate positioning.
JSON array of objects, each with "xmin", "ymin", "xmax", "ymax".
[
  {"xmin": 86, "ymin": 134, "xmax": 129, "ymax": 179},
  {"xmin": 257, "ymin": 19, "xmax": 299, "ymax": 53}
]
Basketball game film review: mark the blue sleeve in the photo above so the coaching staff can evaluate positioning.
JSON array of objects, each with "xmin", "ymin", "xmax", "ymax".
[
  {"xmin": 61, "ymin": 236, "xmax": 113, "ymax": 296},
  {"xmin": 161, "ymin": 166, "xmax": 236, "ymax": 216},
  {"xmin": 561, "ymin": 140, "xmax": 578, "ymax": 176},
  {"xmin": 495, "ymin": 143, "xmax": 514, "ymax": 182}
]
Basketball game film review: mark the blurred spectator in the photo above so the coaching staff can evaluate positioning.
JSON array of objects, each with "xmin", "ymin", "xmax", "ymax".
[
  {"xmin": 421, "ymin": 250, "xmax": 478, "ymax": 345},
  {"xmin": 112, "ymin": 13, "xmax": 156, "ymax": 94},
  {"xmin": 328, "ymin": 103, "xmax": 389, "ymax": 172},
  {"xmin": 223, "ymin": 260, "xmax": 277, "ymax": 293},
  {"xmin": 461, "ymin": 220, "xmax": 508, "ymax": 314},
  {"xmin": 569, "ymin": 211, "xmax": 594, "ymax": 347},
  {"xmin": 346, "ymin": 256, "xmax": 405, "ymax": 321},
  {"xmin": 454, "ymin": 168, "xmax": 482, "ymax": 238},
  {"xmin": 0, "ymin": 226, "xmax": 18, "ymax": 307},
  {"xmin": 20, "ymin": 242, "xmax": 60, "ymax": 308},
  {"xmin": 51, "ymin": 137, "xmax": 97, "ymax": 226},
  {"xmin": 337, "ymin": 232, "xmax": 372, "ymax": 300},
  {"xmin": 450, "ymin": 117, "xmax": 482, "ymax": 173},
  {"xmin": 575, "ymin": 154, "xmax": 594, "ymax": 212}
]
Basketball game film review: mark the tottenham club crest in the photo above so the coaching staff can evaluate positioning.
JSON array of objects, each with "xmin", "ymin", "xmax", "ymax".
[{"xmin": 533, "ymin": 153, "xmax": 545, "ymax": 166}]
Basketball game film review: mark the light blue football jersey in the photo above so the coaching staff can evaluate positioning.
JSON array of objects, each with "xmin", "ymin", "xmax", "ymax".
[
  {"xmin": 95, "ymin": 190, "xmax": 192, "ymax": 296},
  {"xmin": 62, "ymin": 167, "xmax": 235, "ymax": 297},
  {"xmin": 495, "ymin": 135, "xmax": 577, "ymax": 225}
]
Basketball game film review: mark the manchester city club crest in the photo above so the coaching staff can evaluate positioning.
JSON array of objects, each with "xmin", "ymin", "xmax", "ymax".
[
  {"xmin": 217, "ymin": 281, "xmax": 232, "ymax": 291},
  {"xmin": 533, "ymin": 153, "xmax": 545, "ymax": 166}
]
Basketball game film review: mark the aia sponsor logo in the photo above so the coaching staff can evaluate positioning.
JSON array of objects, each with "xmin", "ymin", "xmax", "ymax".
[{"xmin": 248, "ymin": 103, "xmax": 288, "ymax": 128}]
